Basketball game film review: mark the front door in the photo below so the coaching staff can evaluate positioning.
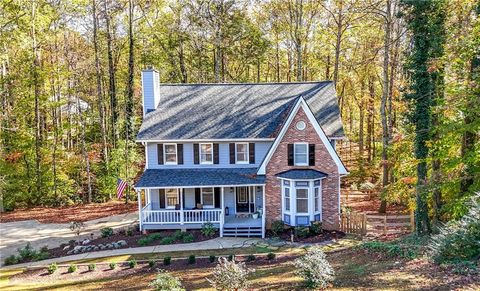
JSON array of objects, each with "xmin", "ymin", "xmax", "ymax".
[{"xmin": 236, "ymin": 187, "xmax": 252, "ymax": 213}]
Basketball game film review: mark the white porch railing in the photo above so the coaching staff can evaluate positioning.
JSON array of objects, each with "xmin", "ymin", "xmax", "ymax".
[{"xmin": 141, "ymin": 204, "xmax": 222, "ymax": 224}]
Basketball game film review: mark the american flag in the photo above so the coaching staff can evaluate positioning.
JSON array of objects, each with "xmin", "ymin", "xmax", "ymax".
[{"xmin": 117, "ymin": 178, "xmax": 128, "ymax": 199}]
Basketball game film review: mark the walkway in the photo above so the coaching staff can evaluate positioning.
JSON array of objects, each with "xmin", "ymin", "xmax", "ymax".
[
  {"xmin": 0, "ymin": 212, "xmax": 138, "ymax": 262},
  {"xmin": 1, "ymin": 237, "xmax": 262, "ymax": 270}
]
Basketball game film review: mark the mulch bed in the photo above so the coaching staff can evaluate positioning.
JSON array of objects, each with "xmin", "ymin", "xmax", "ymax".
[
  {"xmin": 47, "ymin": 229, "xmax": 215, "ymax": 259},
  {"xmin": 0, "ymin": 201, "xmax": 137, "ymax": 223},
  {"xmin": 270, "ymin": 229, "xmax": 345, "ymax": 243}
]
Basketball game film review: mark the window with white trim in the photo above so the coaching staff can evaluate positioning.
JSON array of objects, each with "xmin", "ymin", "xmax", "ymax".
[
  {"xmin": 314, "ymin": 187, "xmax": 320, "ymax": 212},
  {"xmin": 235, "ymin": 143, "xmax": 249, "ymax": 164},
  {"xmin": 237, "ymin": 187, "xmax": 248, "ymax": 203},
  {"xmin": 201, "ymin": 188, "xmax": 214, "ymax": 208},
  {"xmin": 296, "ymin": 188, "xmax": 308, "ymax": 213},
  {"xmin": 164, "ymin": 144, "xmax": 177, "ymax": 164},
  {"xmin": 294, "ymin": 143, "xmax": 308, "ymax": 166},
  {"xmin": 200, "ymin": 143, "xmax": 213, "ymax": 164},
  {"xmin": 284, "ymin": 187, "xmax": 290, "ymax": 212},
  {"xmin": 165, "ymin": 188, "xmax": 178, "ymax": 209}
]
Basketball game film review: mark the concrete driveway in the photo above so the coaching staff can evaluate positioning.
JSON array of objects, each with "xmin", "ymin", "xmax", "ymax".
[{"xmin": 0, "ymin": 212, "xmax": 138, "ymax": 263}]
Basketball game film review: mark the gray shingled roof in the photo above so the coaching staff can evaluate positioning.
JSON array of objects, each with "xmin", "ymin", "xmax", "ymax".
[
  {"xmin": 135, "ymin": 168, "xmax": 265, "ymax": 188},
  {"xmin": 137, "ymin": 82, "xmax": 344, "ymax": 140},
  {"xmin": 276, "ymin": 169, "xmax": 328, "ymax": 180}
]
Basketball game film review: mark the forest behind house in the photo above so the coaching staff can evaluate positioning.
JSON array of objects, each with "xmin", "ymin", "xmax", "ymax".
[{"xmin": 1, "ymin": 0, "xmax": 479, "ymax": 235}]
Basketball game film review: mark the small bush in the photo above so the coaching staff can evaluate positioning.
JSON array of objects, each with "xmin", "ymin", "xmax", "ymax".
[
  {"xmin": 128, "ymin": 259, "xmax": 137, "ymax": 268},
  {"xmin": 295, "ymin": 227, "xmax": 310, "ymax": 238},
  {"xmin": 209, "ymin": 255, "xmax": 216, "ymax": 263},
  {"xmin": 207, "ymin": 257, "xmax": 253, "ymax": 290},
  {"xmin": 4, "ymin": 255, "xmax": 18, "ymax": 266},
  {"xmin": 109, "ymin": 262, "xmax": 117, "ymax": 270},
  {"xmin": 182, "ymin": 233, "xmax": 195, "ymax": 243},
  {"xmin": 138, "ymin": 237, "xmax": 151, "ymax": 246},
  {"xmin": 138, "ymin": 233, "xmax": 163, "ymax": 246},
  {"xmin": 246, "ymin": 254, "xmax": 256, "ymax": 262},
  {"xmin": 309, "ymin": 222, "xmax": 322, "ymax": 235},
  {"xmin": 163, "ymin": 256, "xmax": 171, "ymax": 265},
  {"xmin": 361, "ymin": 241, "xmax": 416, "ymax": 259},
  {"xmin": 267, "ymin": 252, "xmax": 276, "ymax": 260},
  {"xmin": 17, "ymin": 243, "xmax": 37, "ymax": 261},
  {"xmin": 47, "ymin": 263, "xmax": 58, "ymax": 274},
  {"xmin": 201, "ymin": 222, "xmax": 216, "ymax": 237},
  {"xmin": 227, "ymin": 254, "xmax": 234, "ymax": 262},
  {"xmin": 160, "ymin": 236, "xmax": 175, "ymax": 245},
  {"xmin": 101, "ymin": 227, "xmax": 114, "ymax": 238},
  {"xmin": 149, "ymin": 270, "xmax": 185, "ymax": 291},
  {"xmin": 126, "ymin": 229, "xmax": 134, "ymax": 236},
  {"xmin": 451, "ymin": 261, "xmax": 478, "ymax": 275},
  {"xmin": 294, "ymin": 247, "xmax": 334, "ymax": 289},
  {"xmin": 148, "ymin": 259, "xmax": 156, "ymax": 268},
  {"xmin": 173, "ymin": 230, "xmax": 185, "ymax": 240},
  {"xmin": 187, "ymin": 255, "xmax": 196, "ymax": 264},
  {"xmin": 271, "ymin": 220, "xmax": 285, "ymax": 236},
  {"xmin": 68, "ymin": 264, "xmax": 77, "ymax": 273},
  {"xmin": 88, "ymin": 263, "xmax": 96, "ymax": 271}
]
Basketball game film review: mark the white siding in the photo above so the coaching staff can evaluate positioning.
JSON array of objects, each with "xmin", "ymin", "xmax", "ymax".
[{"xmin": 146, "ymin": 141, "xmax": 272, "ymax": 169}]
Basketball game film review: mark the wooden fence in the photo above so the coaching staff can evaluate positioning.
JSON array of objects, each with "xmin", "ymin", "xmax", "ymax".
[
  {"xmin": 339, "ymin": 211, "xmax": 414, "ymax": 235},
  {"xmin": 339, "ymin": 212, "xmax": 367, "ymax": 235}
]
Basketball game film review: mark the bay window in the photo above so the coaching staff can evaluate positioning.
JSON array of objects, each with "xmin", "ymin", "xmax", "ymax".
[
  {"xmin": 314, "ymin": 187, "xmax": 320, "ymax": 212},
  {"xmin": 284, "ymin": 187, "xmax": 290, "ymax": 212},
  {"xmin": 296, "ymin": 188, "xmax": 308, "ymax": 213}
]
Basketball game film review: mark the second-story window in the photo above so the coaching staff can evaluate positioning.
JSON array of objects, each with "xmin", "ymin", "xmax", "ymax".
[
  {"xmin": 235, "ymin": 143, "xmax": 249, "ymax": 164},
  {"xmin": 294, "ymin": 143, "xmax": 308, "ymax": 166},
  {"xmin": 200, "ymin": 143, "xmax": 213, "ymax": 164},
  {"xmin": 164, "ymin": 144, "xmax": 177, "ymax": 164}
]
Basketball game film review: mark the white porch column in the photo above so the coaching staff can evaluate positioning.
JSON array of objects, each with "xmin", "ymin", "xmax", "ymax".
[
  {"xmin": 262, "ymin": 185, "xmax": 266, "ymax": 238},
  {"xmin": 220, "ymin": 187, "xmax": 225, "ymax": 237},
  {"xmin": 180, "ymin": 188, "xmax": 184, "ymax": 225},
  {"xmin": 137, "ymin": 190, "xmax": 143, "ymax": 231}
]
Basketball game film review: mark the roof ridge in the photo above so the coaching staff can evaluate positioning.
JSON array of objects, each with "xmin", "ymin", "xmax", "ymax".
[{"xmin": 158, "ymin": 81, "xmax": 333, "ymax": 86}]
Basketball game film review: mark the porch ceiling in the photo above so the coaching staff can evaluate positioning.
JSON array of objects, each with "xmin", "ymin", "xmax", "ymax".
[{"xmin": 135, "ymin": 168, "xmax": 265, "ymax": 188}]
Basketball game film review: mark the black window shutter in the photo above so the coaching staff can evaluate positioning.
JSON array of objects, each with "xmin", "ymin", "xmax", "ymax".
[
  {"xmin": 213, "ymin": 143, "xmax": 220, "ymax": 164},
  {"xmin": 177, "ymin": 144, "xmax": 184, "ymax": 164},
  {"xmin": 229, "ymin": 143, "xmax": 235, "ymax": 164},
  {"xmin": 195, "ymin": 188, "xmax": 201, "ymax": 205},
  {"xmin": 287, "ymin": 144, "xmax": 294, "ymax": 166},
  {"xmin": 159, "ymin": 189, "xmax": 166, "ymax": 208},
  {"xmin": 214, "ymin": 187, "xmax": 220, "ymax": 208},
  {"xmin": 309, "ymin": 144, "xmax": 315, "ymax": 166},
  {"xmin": 157, "ymin": 144, "xmax": 164, "ymax": 165},
  {"xmin": 249, "ymin": 143, "xmax": 255, "ymax": 164},
  {"xmin": 193, "ymin": 144, "xmax": 199, "ymax": 164}
]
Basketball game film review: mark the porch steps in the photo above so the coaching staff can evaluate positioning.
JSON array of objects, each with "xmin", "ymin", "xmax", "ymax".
[{"xmin": 223, "ymin": 226, "xmax": 263, "ymax": 237}]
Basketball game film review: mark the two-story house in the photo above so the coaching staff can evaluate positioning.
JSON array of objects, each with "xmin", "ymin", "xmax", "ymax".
[{"xmin": 134, "ymin": 69, "xmax": 348, "ymax": 237}]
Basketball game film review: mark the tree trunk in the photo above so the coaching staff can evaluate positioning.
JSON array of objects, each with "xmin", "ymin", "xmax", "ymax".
[{"xmin": 104, "ymin": 0, "xmax": 118, "ymax": 148}]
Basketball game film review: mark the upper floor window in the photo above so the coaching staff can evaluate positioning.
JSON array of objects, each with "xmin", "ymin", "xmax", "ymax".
[
  {"xmin": 164, "ymin": 144, "xmax": 177, "ymax": 164},
  {"xmin": 200, "ymin": 143, "xmax": 213, "ymax": 164},
  {"xmin": 235, "ymin": 143, "xmax": 249, "ymax": 164},
  {"xmin": 294, "ymin": 143, "xmax": 308, "ymax": 166},
  {"xmin": 201, "ymin": 188, "xmax": 214, "ymax": 208}
]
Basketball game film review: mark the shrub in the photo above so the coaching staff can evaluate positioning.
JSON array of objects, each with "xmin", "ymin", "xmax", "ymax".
[
  {"xmin": 148, "ymin": 259, "xmax": 156, "ymax": 268},
  {"xmin": 187, "ymin": 255, "xmax": 196, "ymax": 264},
  {"xmin": 163, "ymin": 256, "xmax": 171, "ymax": 265},
  {"xmin": 128, "ymin": 259, "xmax": 137, "ymax": 268},
  {"xmin": 47, "ymin": 263, "xmax": 58, "ymax": 274},
  {"xmin": 267, "ymin": 252, "xmax": 276, "ymax": 260},
  {"xmin": 294, "ymin": 247, "xmax": 334, "ymax": 289},
  {"xmin": 88, "ymin": 263, "xmax": 96, "ymax": 271},
  {"xmin": 138, "ymin": 233, "xmax": 163, "ymax": 246},
  {"xmin": 359, "ymin": 181, "xmax": 375, "ymax": 191},
  {"xmin": 361, "ymin": 241, "xmax": 416, "ymax": 259},
  {"xmin": 126, "ymin": 229, "xmax": 134, "ymax": 236},
  {"xmin": 208, "ymin": 257, "xmax": 254, "ymax": 290},
  {"xmin": 160, "ymin": 236, "xmax": 175, "ymax": 245},
  {"xmin": 138, "ymin": 237, "xmax": 151, "ymax": 246},
  {"xmin": 109, "ymin": 262, "xmax": 117, "ymax": 270},
  {"xmin": 69, "ymin": 221, "xmax": 85, "ymax": 236},
  {"xmin": 428, "ymin": 192, "xmax": 480, "ymax": 264},
  {"xmin": 295, "ymin": 227, "xmax": 310, "ymax": 238},
  {"xmin": 173, "ymin": 230, "xmax": 185, "ymax": 240},
  {"xmin": 4, "ymin": 255, "xmax": 18, "ymax": 266},
  {"xmin": 451, "ymin": 261, "xmax": 478, "ymax": 275},
  {"xmin": 209, "ymin": 255, "xmax": 216, "ymax": 263},
  {"xmin": 246, "ymin": 254, "xmax": 256, "ymax": 262},
  {"xmin": 17, "ymin": 243, "xmax": 36, "ymax": 261},
  {"xmin": 182, "ymin": 233, "xmax": 195, "ymax": 243},
  {"xmin": 101, "ymin": 227, "xmax": 114, "ymax": 238},
  {"xmin": 309, "ymin": 222, "xmax": 322, "ymax": 235},
  {"xmin": 271, "ymin": 220, "xmax": 285, "ymax": 236},
  {"xmin": 68, "ymin": 264, "xmax": 77, "ymax": 273},
  {"xmin": 149, "ymin": 270, "xmax": 185, "ymax": 291},
  {"xmin": 201, "ymin": 222, "xmax": 216, "ymax": 237}
]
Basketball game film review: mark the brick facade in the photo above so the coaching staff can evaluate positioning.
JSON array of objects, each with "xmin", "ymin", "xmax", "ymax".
[{"xmin": 264, "ymin": 106, "xmax": 340, "ymax": 230}]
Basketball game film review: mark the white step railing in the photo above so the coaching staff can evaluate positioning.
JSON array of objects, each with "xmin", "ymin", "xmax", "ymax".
[{"xmin": 142, "ymin": 208, "xmax": 222, "ymax": 224}]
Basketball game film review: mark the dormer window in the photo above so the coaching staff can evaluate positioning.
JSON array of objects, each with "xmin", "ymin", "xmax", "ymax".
[
  {"xmin": 294, "ymin": 143, "xmax": 308, "ymax": 166},
  {"xmin": 200, "ymin": 143, "xmax": 213, "ymax": 164},
  {"xmin": 164, "ymin": 144, "xmax": 177, "ymax": 164},
  {"xmin": 235, "ymin": 143, "xmax": 249, "ymax": 164}
]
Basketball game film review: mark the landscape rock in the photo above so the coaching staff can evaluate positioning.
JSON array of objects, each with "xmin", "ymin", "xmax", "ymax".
[
  {"xmin": 93, "ymin": 246, "xmax": 99, "ymax": 251},
  {"xmin": 67, "ymin": 250, "xmax": 73, "ymax": 255},
  {"xmin": 117, "ymin": 240, "xmax": 127, "ymax": 246},
  {"xmin": 63, "ymin": 245, "xmax": 71, "ymax": 251},
  {"xmin": 81, "ymin": 239, "xmax": 91, "ymax": 245}
]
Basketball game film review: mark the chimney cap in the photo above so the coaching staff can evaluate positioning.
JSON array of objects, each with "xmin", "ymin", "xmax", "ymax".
[{"xmin": 143, "ymin": 65, "xmax": 158, "ymax": 72}]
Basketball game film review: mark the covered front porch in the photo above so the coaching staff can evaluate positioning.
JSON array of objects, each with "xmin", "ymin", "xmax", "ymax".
[{"xmin": 134, "ymin": 168, "xmax": 266, "ymax": 237}]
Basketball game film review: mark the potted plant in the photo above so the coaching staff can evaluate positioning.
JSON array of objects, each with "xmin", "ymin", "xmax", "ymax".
[{"xmin": 252, "ymin": 211, "xmax": 260, "ymax": 219}]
